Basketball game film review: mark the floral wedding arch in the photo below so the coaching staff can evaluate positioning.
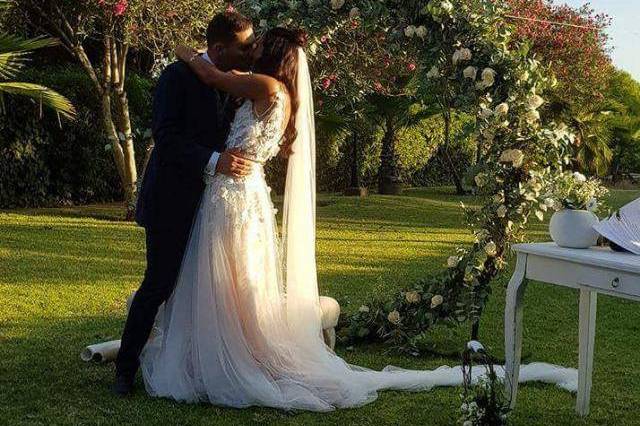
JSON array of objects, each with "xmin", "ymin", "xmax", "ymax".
[{"xmin": 243, "ymin": 0, "xmax": 577, "ymax": 352}]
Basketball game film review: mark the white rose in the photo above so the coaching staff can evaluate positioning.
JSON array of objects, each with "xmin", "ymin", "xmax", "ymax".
[
  {"xmin": 405, "ymin": 291, "xmax": 421, "ymax": 304},
  {"xmin": 484, "ymin": 241, "xmax": 497, "ymax": 257},
  {"xmin": 453, "ymin": 48, "xmax": 471, "ymax": 65},
  {"xmin": 497, "ymin": 204, "xmax": 507, "ymax": 218},
  {"xmin": 526, "ymin": 109, "xmax": 540, "ymax": 123},
  {"xmin": 447, "ymin": 256, "xmax": 459, "ymax": 268},
  {"xmin": 387, "ymin": 310, "xmax": 401, "ymax": 325},
  {"xmin": 494, "ymin": 102, "xmax": 509, "ymax": 115},
  {"xmin": 440, "ymin": 0, "xmax": 453, "ymax": 13},
  {"xmin": 431, "ymin": 295, "xmax": 444, "ymax": 308},
  {"xmin": 426, "ymin": 65, "xmax": 440, "ymax": 79},
  {"xmin": 330, "ymin": 0, "xmax": 345, "ymax": 10},
  {"xmin": 481, "ymin": 67, "xmax": 496, "ymax": 87},
  {"xmin": 573, "ymin": 171, "xmax": 587, "ymax": 182},
  {"xmin": 349, "ymin": 7, "xmax": 360, "ymax": 19},
  {"xmin": 463, "ymin": 66, "xmax": 477, "ymax": 80},
  {"xmin": 415, "ymin": 25, "xmax": 428, "ymax": 39},
  {"xmin": 404, "ymin": 25, "xmax": 416, "ymax": 38},
  {"xmin": 499, "ymin": 149, "xmax": 525, "ymax": 168},
  {"xmin": 527, "ymin": 94, "xmax": 544, "ymax": 110},
  {"xmin": 358, "ymin": 305, "xmax": 370, "ymax": 313},
  {"xmin": 259, "ymin": 19, "xmax": 268, "ymax": 28}
]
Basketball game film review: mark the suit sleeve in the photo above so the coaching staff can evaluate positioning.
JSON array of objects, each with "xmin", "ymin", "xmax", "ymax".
[{"xmin": 151, "ymin": 65, "xmax": 214, "ymax": 181}]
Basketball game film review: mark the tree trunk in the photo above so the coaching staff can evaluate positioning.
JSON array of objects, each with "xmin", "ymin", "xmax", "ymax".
[
  {"xmin": 350, "ymin": 132, "xmax": 359, "ymax": 188},
  {"xmin": 378, "ymin": 117, "xmax": 402, "ymax": 195},
  {"xmin": 344, "ymin": 132, "xmax": 367, "ymax": 197},
  {"xmin": 114, "ymin": 90, "xmax": 138, "ymax": 220},
  {"xmin": 443, "ymin": 111, "xmax": 466, "ymax": 195}
]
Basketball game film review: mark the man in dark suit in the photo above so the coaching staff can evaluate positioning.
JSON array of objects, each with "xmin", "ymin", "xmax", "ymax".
[{"xmin": 113, "ymin": 12, "xmax": 256, "ymax": 395}]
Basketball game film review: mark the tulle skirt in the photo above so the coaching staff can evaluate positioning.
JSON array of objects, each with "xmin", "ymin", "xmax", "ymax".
[{"xmin": 139, "ymin": 172, "xmax": 578, "ymax": 412}]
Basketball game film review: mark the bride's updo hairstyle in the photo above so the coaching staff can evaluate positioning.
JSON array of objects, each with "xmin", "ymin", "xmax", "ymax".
[{"xmin": 253, "ymin": 27, "xmax": 308, "ymax": 151}]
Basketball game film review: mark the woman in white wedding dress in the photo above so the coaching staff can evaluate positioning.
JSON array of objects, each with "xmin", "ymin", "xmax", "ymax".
[{"xmin": 139, "ymin": 27, "xmax": 577, "ymax": 412}]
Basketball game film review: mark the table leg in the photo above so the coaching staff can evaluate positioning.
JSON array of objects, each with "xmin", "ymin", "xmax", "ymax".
[
  {"xmin": 504, "ymin": 253, "xmax": 528, "ymax": 409},
  {"xmin": 577, "ymin": 288, "xmax": 597, "ymax": 416}
]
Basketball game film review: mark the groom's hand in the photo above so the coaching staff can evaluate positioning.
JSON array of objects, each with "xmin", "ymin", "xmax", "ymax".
[{"xmin": 216, "ymin": 149, "xmax": 253, "ymax": 177}]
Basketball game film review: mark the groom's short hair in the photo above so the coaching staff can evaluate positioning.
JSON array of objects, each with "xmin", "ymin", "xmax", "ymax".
[{"xmin": 207, "ymin": 12, "xmax": 253, "ymax": 46}]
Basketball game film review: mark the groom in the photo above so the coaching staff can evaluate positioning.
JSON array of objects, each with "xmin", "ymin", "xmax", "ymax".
[{"xmin": 113, "ymin": 11, "xmax": 256, "ymax": 395}]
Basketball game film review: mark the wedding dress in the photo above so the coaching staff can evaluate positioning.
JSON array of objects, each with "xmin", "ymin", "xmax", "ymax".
[{"xmin": 139, "ymin": 49, "xmax": 577, "ymax": 412}]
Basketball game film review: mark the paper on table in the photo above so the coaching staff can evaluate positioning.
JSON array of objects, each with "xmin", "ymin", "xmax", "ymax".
[{"xmin": 593, "ymin": 198, "xmax": 640, "ymax": 255}]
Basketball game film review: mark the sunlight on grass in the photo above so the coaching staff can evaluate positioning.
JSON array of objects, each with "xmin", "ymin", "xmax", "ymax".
[{"xmin": 0, "ymin": 188, "xmax": 638, "ymax": 425}]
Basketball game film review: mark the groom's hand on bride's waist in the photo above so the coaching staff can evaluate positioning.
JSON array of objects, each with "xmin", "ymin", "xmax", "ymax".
[{"xmin": 215, "ymin": 148, "xmax": 253, "ymax": 178}]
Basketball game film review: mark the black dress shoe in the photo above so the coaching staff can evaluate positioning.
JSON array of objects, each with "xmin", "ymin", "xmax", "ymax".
[{"xmin": 112, "ymin": 375, "xmax": 135, "ymax": 396}]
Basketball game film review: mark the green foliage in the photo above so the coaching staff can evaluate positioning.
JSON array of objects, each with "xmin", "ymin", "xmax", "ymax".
[
  {"xmin": 0, "ymin": 66, "xmax": 152, "ymax": 207},
  {"xmin": 0, "ymin": 100, "xmax": 51, "ymax": 207},
  {"xmin": 0, "ymin": 27, "xmax": 75, "ymax": 118},
  {"xmin": 606, "ymin": 70, "xmax": 640, "ymax": 180},
  {"xmin": 342, "ymin": 0, "xmax": 580, "ymax": 350}
]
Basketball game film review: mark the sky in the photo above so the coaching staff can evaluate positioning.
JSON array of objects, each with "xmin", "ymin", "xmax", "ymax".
[{"xmin": 561, "ymin": 0, "xmax": 640, "ymax": 81}]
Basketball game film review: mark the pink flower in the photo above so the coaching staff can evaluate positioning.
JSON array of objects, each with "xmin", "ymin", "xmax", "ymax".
[
  {"xmin": 321, "ymin": 78, "xmax": 332, "ymax": 90},
  {"xmin": 320, "ymin": 35, "xmax": 328, "ymax": 44},
  {"xmin": 97, "ymin": 0, "xmax": 106, "ymax": 6},
  {"xmin": 374, "ymin": 81, "xmax": 383, "ymax": 92},
  {"xmin": 113, "ymin": 0, "xmax": 127, "ymax": 16},
  {"xmin": 407, "ymin": 63, "xmax": 416, "ymax": 72},
  {"xmin": 225, "ymin": 3, "xmax": 235, "ymax": 13}
]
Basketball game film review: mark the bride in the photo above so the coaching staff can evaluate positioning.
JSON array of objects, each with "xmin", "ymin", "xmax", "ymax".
[{"xmin": 139, "ymin": 27, "xmax": 575, "ymax": 412}]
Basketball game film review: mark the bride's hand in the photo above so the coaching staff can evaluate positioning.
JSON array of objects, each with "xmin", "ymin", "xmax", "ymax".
[{"xmin": 176, "ymin": 44, "xmax": 197, "ymax": 62}]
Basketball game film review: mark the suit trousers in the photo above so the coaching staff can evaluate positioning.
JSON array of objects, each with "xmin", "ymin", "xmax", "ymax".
[{"xmin": 115, "ymin": 225, "xmax": 192, "ymax": 378}]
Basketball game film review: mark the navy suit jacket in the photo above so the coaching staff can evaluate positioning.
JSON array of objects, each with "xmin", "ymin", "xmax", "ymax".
[{"xmin": 135, "ymin": 61, "xmax": 234, "ymax": 231}]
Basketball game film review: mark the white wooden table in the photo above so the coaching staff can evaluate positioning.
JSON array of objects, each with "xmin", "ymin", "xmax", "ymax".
[{"xmin": 504, "ymin": 242, "xmax": 640, "ymax": 416}]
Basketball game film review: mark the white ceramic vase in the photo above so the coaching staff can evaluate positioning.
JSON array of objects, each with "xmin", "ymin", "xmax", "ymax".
[{"xmin": 549, "ymin": 209, "xmax": 599, "ymax": 249}]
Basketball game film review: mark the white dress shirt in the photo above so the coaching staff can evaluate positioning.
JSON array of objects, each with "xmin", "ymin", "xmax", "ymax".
[{"xmin": 202, "ymin": 52, "xmax": 221, "ymax": 177}]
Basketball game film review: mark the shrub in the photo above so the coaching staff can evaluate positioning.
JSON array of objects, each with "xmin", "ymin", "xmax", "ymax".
[{"xmin": 0, "ymin": 65, "xmax": 153, "ymax": 208}]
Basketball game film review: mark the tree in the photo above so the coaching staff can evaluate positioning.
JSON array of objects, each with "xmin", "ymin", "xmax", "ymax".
[
  {"xmin": 506, "ymin": 0, "xmax": 614, "ymax": 175},
  {"xmin": 366, "ymin": 91, "xmax": 438, "ymax": 195},
  {"xmin": 506, "ymin": 0, "xmax": 611, "ymax": 109},
  {"xmin": 17, "ymin": 0, "xmax": 222, "ymax": 217},
  {"xmin": 606, "ymin": 70, "xmax": 640, "ymax": 181}
]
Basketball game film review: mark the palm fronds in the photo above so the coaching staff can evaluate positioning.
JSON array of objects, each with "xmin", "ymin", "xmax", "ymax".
[{"xmin": 0, "ymin": 82, "xmax": 75, "ymax": 119}]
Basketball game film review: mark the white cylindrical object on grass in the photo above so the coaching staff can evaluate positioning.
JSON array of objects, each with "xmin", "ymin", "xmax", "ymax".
[{"xmin": 80, "ymin": 339, "xmax": 121, "ymax": 363}]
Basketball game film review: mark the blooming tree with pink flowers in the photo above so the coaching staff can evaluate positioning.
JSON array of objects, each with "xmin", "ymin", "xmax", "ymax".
[{"xmin": 17, "ymin": 0, "xmax": 224, "ymax": 217}]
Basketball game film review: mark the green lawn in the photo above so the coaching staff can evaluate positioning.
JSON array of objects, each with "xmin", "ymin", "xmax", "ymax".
[{"xmin": 1, "ymin": 188, "xmax": 639, "ymax": 425}]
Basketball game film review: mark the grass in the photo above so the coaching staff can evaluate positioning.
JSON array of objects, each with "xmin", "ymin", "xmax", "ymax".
[{"xmin": 1, "ymin": 187, "xmax": 639, "ymax": 425}]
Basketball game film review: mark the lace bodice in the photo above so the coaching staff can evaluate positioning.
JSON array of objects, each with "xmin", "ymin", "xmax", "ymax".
[
  {"xmin": 205, "ymin": 90, "xmax": 287, "ymax": 230},
  {"xmin": 225, "ymin": 90, "xmax": 287, "ymax": 164}
]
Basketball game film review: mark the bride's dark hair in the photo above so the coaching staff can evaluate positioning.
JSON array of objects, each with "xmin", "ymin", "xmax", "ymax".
[{"xmin": 253, "ymin": 27, "xmax": 307, "ymax": 150}]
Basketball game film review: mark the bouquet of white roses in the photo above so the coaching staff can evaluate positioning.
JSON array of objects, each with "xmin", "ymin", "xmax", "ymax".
[{"xmin": 544, "ymin": 171, "xmax": 608, "ymax": 213}]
